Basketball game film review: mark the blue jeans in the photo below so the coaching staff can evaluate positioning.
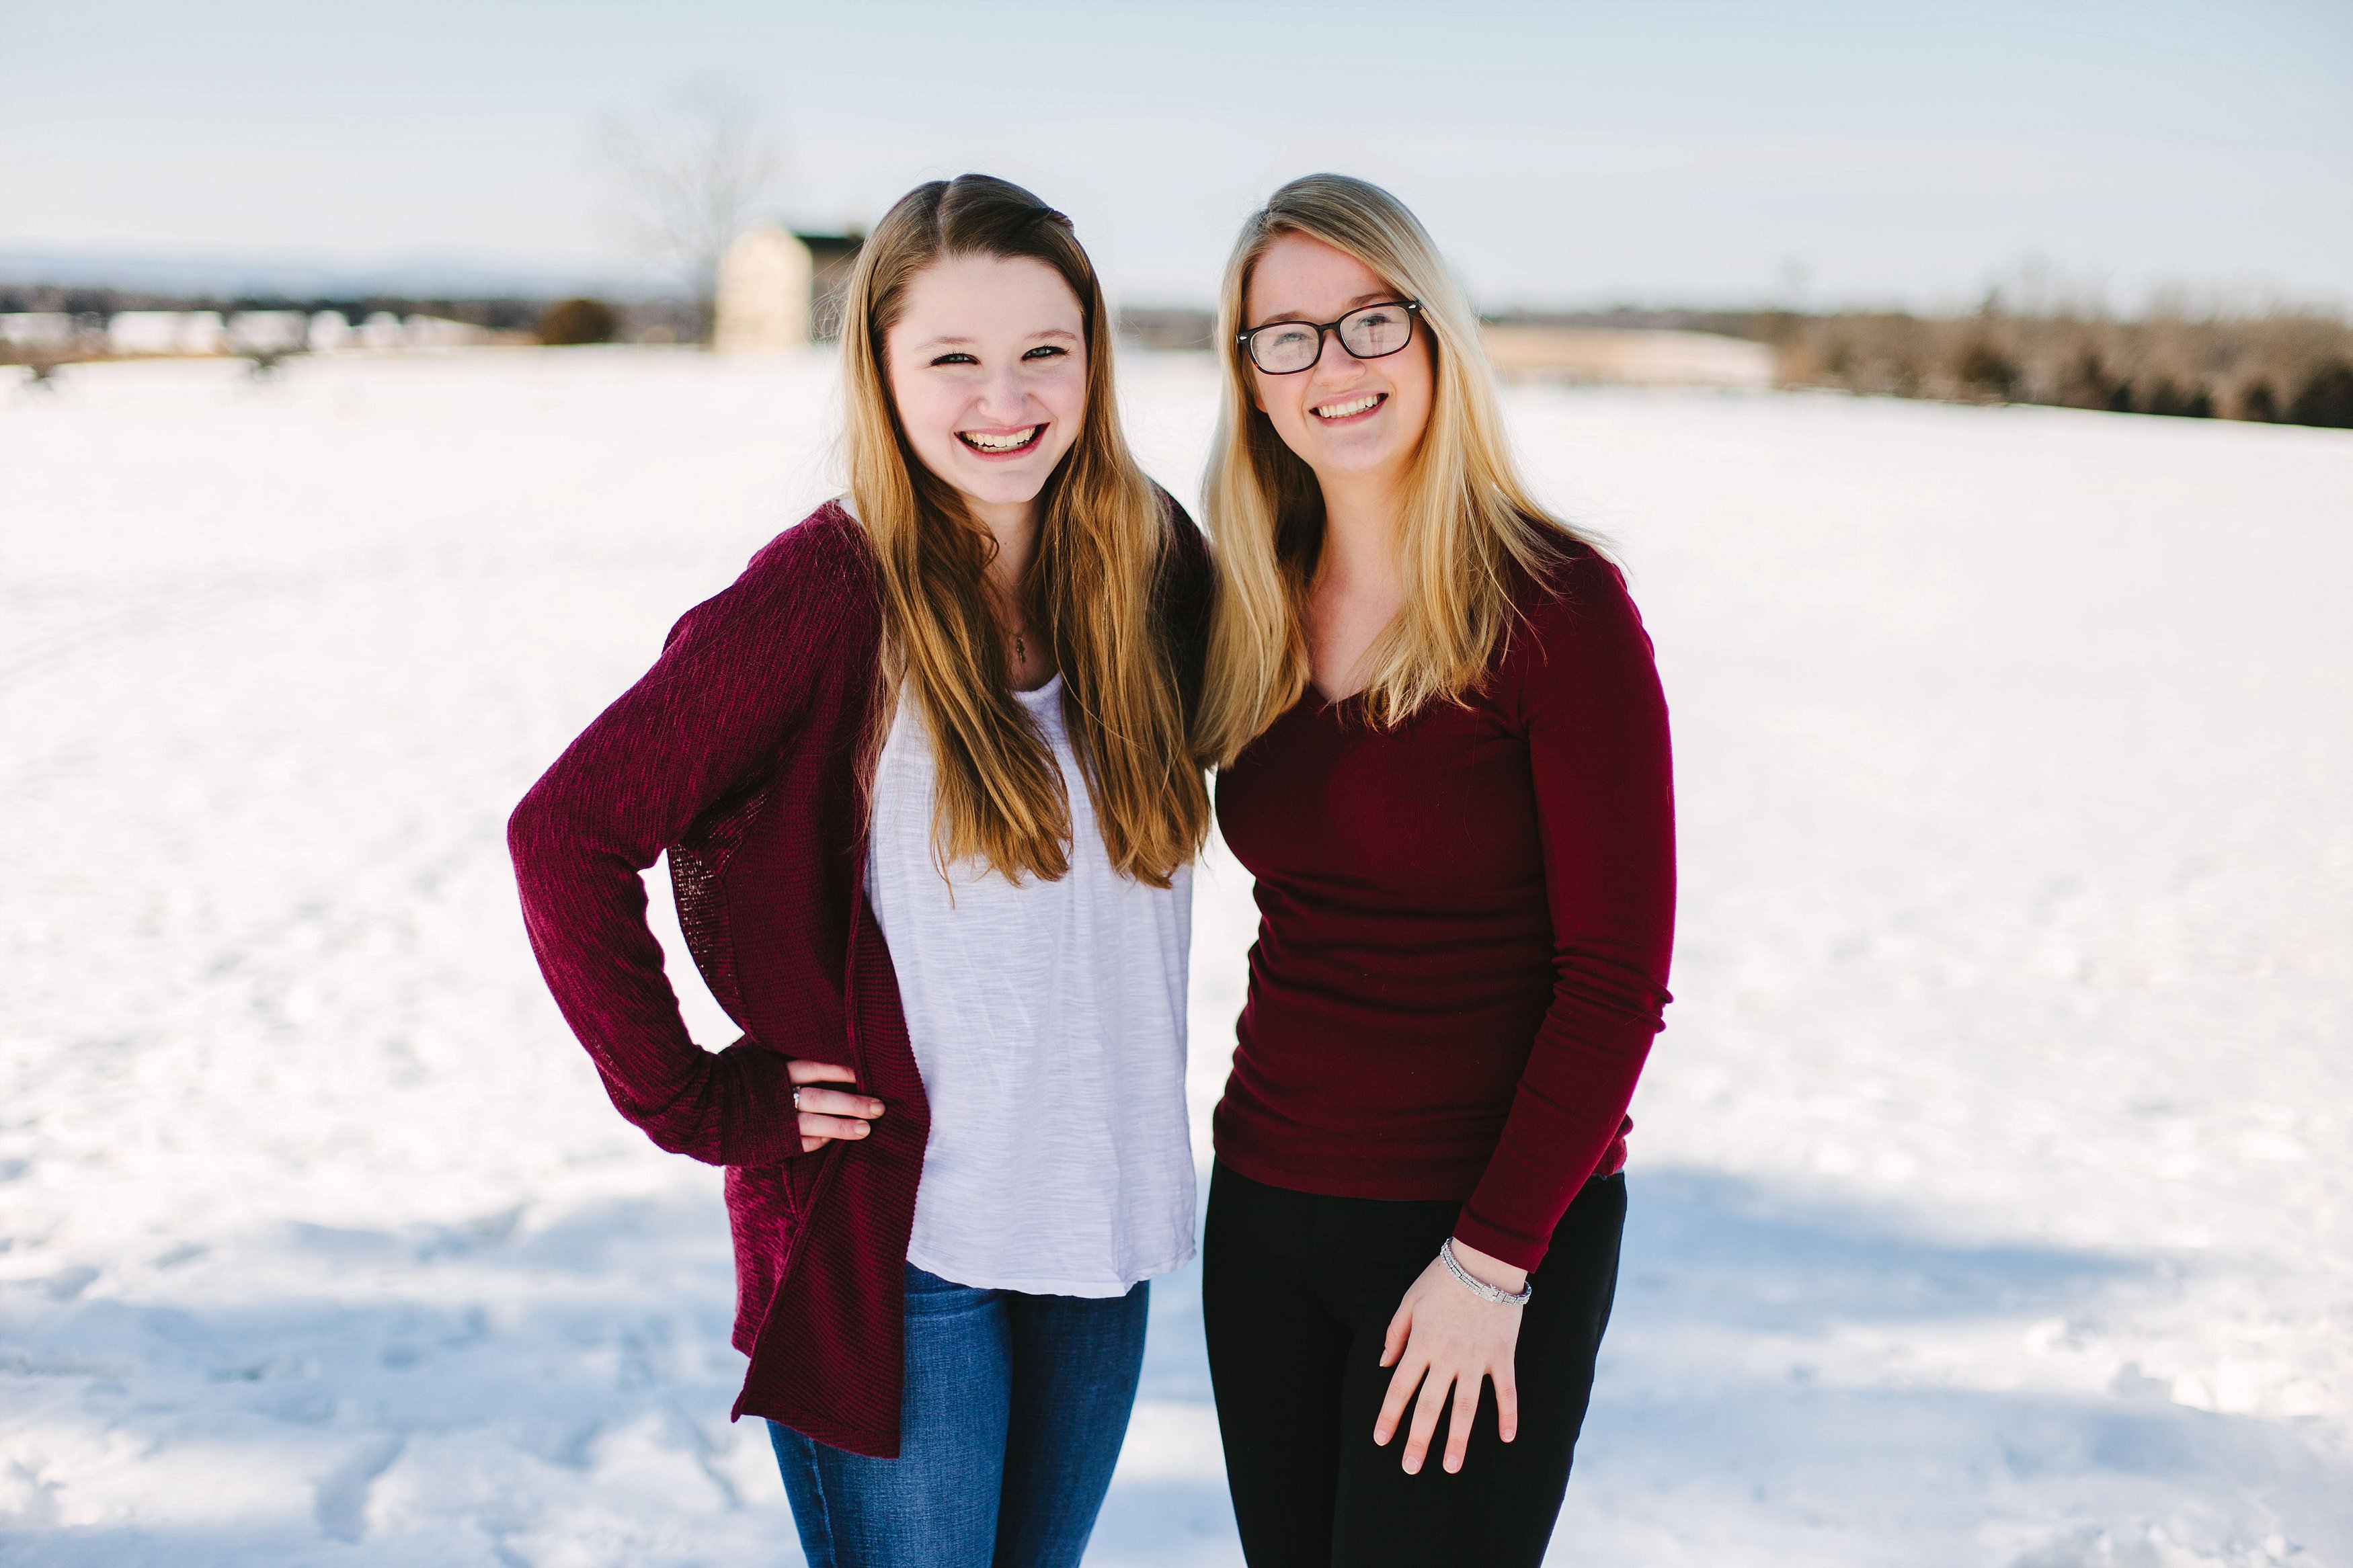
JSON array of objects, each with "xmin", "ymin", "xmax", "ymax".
[{"xmin": 768, "ymin": 1264, "xmax": 1149, "ymax": 1568}]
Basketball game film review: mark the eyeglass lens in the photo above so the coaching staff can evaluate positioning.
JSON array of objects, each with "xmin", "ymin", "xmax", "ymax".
[
  {"xmin": 1250, "ymin": 302, "xmax": 1414, "ymax": 373},
  {"xmin": 1338, "ymin": 304, "xmax": 1413, "ymax": 362}
]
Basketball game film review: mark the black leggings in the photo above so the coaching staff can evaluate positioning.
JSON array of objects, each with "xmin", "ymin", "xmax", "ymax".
[{"xmin": 1202, "ymin": 1161, "xmax": 1626, "ymax": 1567}]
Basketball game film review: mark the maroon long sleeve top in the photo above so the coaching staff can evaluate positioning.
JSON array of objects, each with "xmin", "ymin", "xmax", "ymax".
[
  {"xmin": 509, "ymin": 499, "xmax": 1211, "ymax": 1457},
  {"xmin": 1213, "ymin": 543, "xmax": 1675, "ymax": 1272}
]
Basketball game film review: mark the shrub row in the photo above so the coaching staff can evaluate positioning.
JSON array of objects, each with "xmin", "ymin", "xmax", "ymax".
[
  {"xmin": 1773, "ymin": 309, "xmax": 2353, "ymax": 428},
  {"xmin": 536, "ymin": 298, "xmax": 618, "ymax": 346}
]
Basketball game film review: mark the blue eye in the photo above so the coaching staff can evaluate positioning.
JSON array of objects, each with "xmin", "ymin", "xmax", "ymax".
[
  {"xmin": 930, "ymin": 352, "xmax": 978, "ymax": 367},
  {"xmin": 1023, "ymin": 345, "xmax": 1068, "ymax": 360}
]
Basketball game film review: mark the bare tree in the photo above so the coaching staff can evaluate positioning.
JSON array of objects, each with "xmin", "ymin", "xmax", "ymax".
[{"xmin": 598, "ymin": 81, "xmax": 784, "ymax": 341}]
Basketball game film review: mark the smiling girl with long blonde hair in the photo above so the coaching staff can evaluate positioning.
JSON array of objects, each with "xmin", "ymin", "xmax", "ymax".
[
  {"xmin": 512, "ymin": 173, "xmax": 1210, "ymax": 1568},
  {"xmin": 1194, "ymin": 173, "xmax": 1676, "ymax": 1567}
]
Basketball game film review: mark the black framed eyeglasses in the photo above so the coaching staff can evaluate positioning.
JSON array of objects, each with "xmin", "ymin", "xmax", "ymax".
[{"xmin": 1238, "ymin": 300, "xmax": 1421, "ymax": 374}]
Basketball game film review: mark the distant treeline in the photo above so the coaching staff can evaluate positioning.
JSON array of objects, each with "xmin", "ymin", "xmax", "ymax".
[
  {"xmin": 1491, "ymin": 306, "xmax": 2353, "ymax": 429},
  {"xmin": 1779, "ymin": 308, "xmax": 2353, "ymax": 427}
]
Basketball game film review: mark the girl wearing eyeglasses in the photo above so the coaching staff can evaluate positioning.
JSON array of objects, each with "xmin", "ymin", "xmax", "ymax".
[
  {"xmin": 510, "ymin": 175, "xmax": 1210, "ymax": 1567},
  {"xmin": 1193, "ymin": 173, "xmax": 1676, "ymax": 1565}
]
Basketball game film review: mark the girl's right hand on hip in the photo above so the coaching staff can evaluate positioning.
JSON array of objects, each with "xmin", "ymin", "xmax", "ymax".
[{"xmin": 789, "ymin": 1059, "xmax": 884, "ymax": 1153}]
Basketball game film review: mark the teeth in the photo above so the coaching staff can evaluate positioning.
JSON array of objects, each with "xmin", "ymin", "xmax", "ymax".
[
  {"xmin": 961, "ymin": 426, "xmax": 1041, "ymax": 452},
  {"xmin": 1314, "ymin": 395, "xmax": 1380, "ymax": 419}
]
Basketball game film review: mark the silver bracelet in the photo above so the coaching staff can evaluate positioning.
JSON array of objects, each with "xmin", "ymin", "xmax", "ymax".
[{"xmin": 1441, "ymin": 1237, "xmax": 1533, "ymax": 1307}]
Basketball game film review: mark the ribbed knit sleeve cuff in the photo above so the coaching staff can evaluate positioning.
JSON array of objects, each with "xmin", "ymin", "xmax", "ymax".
[
  {"xmin": 1449, "ymin": 1208, "xmax": 1550, "ymax": 1276},
  {"xmin": 715, "ymin": 1042, "xmax": 814, "ymax": 1169}
]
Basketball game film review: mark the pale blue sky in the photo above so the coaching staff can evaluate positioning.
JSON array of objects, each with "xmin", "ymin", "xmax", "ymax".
[{"xmin": 3, "ymin": 0, "xmax": 2347, "ymax": 308}]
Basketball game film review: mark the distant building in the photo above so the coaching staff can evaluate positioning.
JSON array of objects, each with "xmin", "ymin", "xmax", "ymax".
[
  {"xmin": 107, "ymin": 313, "xmax": 173, "ymax": 354},
  {"xmin": 177, "ymin": 313, "xmax": 227, "ymax": 354},
  {"xmin": 715, "ymin": 226, "xmax": 809, "ymax": 354},
  {"xmin": 401, "ymin": 315, "xmax": 492, "ymax": 349},
  {"xmin": 24, "ymin": 304, "xmax": 505, "ymax": 362},
  {"xmin": 715, "ymin": 224, "xmax": 864, "ymax": 354},
  {"xmin": 228, "ymin": 311, "xmax": 307, "ymax": 354},
  {"xmin": 1, "ymin": 313, "xmax": 75, "ymax": 350},
  {"xmin": 106, "ymin": 311, "xmax": 216, "ymax": 355}
]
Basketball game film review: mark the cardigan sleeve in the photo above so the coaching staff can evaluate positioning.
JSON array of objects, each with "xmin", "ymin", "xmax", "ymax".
[
  {"xmin": 508, "ymin": 515, "xmax": 870, "ymax": 1169},
  {"xmin": 1451, "ymin": 552, "xmax": 1677, "ymax": 1272}
]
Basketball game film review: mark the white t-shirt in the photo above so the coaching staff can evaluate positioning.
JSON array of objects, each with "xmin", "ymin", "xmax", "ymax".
[{"xmin": 863, "ymin": 675, "xmax": 1196, "ymax": 1297}]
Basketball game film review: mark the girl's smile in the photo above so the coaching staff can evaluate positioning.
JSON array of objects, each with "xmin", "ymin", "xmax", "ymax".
[
  {"xmin": 1310, "ymin": 392, "xmax": 1387, "ymax": 424},
  {"xmin": 956, "ymin": 422, "xmax": 1047, "ymax": 456}
]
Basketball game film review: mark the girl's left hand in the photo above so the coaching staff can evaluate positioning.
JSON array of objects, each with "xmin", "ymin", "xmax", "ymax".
[{"xmin": 1372, "ymin": 1237, "xmax": 1527, "ymax": 1475}]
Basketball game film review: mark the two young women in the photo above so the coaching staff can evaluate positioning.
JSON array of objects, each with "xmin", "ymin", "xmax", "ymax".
[{"xmin": 511, "ymin": 172, "xmax": 1674, "ymax": 1568}]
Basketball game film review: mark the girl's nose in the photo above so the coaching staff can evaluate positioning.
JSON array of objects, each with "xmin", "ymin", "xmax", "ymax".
[{"xmin": 973, "ymin": 368, "xmax": 1032, "ymax": 422}]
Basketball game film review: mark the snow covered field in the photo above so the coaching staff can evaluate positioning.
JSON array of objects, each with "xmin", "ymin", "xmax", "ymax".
[{"xmin": 2, "ymin": 349, "xmax": 2348, "ymax": 1566}]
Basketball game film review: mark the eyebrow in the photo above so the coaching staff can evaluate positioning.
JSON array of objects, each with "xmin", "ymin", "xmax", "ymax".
[
  {"xmin": 1248, "ymin": 290, "xmax": 1396, "ymax": 331},
  {"xmin": 910, "ymin": 326, "xmax": 1084, "ymax": 352}
]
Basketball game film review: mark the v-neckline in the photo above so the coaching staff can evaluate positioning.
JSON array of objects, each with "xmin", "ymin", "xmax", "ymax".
[{"xmin": 1304, "ymin": 682, "xmax": 1366, "ymax": 719}]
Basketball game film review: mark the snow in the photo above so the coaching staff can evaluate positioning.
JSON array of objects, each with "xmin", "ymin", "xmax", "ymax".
[{"xmin": 3, "ymin": 349, "xmax": 2349, "ymax": 1565}]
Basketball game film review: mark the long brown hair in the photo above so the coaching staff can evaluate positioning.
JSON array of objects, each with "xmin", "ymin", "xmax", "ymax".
[
  {"xmin": 1193, "ymin": 173, "xmax": 1602, "ymax": 766},
  {"xmin": 841, "ymin": 174, "xmax": 1207, "ymax": 886}
]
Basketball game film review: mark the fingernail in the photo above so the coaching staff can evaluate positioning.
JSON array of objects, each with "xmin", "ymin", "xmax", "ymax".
[{"xmin": 852, "ymin": 1124, "xmax": 869, "ymax": 1136}]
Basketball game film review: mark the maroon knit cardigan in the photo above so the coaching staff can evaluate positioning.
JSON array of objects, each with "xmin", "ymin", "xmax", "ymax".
[{"xmin": 509, "ymin": 497, "xmax": 1209, "ymax": 1458}]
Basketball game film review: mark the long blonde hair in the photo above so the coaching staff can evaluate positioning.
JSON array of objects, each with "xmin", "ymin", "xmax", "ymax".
[
  {"xmin": 841, "ymin": 174, "xmax": 1207, "ymax": 887},
  {"xmin": 1193, "ymin": 173, "xmax": 1599, "ymax": 766}
]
